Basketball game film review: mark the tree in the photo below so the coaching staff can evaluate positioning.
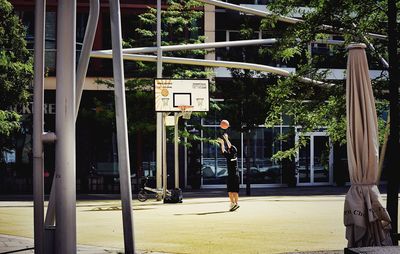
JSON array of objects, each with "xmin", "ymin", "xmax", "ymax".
[
  {"xmin": 264, "ymin": 0, "xmax": 389, "ymax": 153},
  {"xmin": 263, "ymin": 0, "xmax": 398, "ymax": 243},
  {"xmin": 252, "ymin": 1, "xmax": 390, "ymax": 164},
  {"xmin": 122, "ymin": 0, "xmax": 211, "ymax": 182},
  {"xmin": 0, "ymin": 0, "xmax": 33, "ymax": 164},
  {"xmin": 218, "ymin": 20, "xmax": 273, "ymax": 195},
  {"xmin": 128, "ymin": 0, "xmax": 208, "ymax": 79}
]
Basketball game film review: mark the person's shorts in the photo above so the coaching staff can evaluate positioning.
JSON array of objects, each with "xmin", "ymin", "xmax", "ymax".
[{"xmin": 227, "ymin": 175, "xmax": 239, "ymax": 193}]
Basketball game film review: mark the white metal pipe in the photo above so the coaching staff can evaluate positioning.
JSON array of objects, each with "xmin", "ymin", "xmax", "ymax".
[
  {"xmin": 44, "ymin": 175, "xmax": 56, "ymax": 226},
  {"xmin": 366, "ymin": 41, "xmax": 389, "ymax": 69},
  {"xmin": 356, "ymin": 24, "xmax": 389, "ymax": 69},
  {"xmin": 196, "ymin": 0, "xmax": 387, "ymax": 40},
  {"xmin": 174, "ymin": 113, "xmax": 179, "ymax": 188},
  {"xmin": 320, "ymin": 25, "xmax": 386, "ymax": 40},
  {"xmin": 76, "ymin": 0, "xmax": 100, "ymax": 117},
  {"xmin": 93, "ymin": 39, "xmax": 278, "ymax": 55},
  {"xmin": 45, "ymin": 0, "xmax": 100, "ymax": 231},
  {"xmin": 184, "ymin": 135, "xmax": 188, "ymax": 188},
  {"xmin": 91, "ymin": 38, "xmax": 348, "ymax": 58},
  {"xmin": 156, "ymin": 0, "xmax": 163, "ymax": 190},
  {"xmin": 133, "ymin": 38, "xmax": 276, "ymax": 53},
  {"xmin": 92, "ymin": 53, "xmax": 331, "ymax": 86},
  {"xmin": 55, "ymin": 0, "xmax": 76, "ymax": 253},
  {"xmin": 109, "ymin": 0, "xmax": 135, "ymax": 252},
  {"xmin": 33, "ymin": 0, "xmax": 46, "ymax": 253},
  {"xmin": 162, "ymin": 113, "xmax": 168, "ymax": 197},
  {"xmin": 197, "ymin": 0, "xmax": 300, "ymax": 24}
]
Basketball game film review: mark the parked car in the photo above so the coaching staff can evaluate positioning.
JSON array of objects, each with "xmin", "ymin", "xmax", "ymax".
[{"xmin": 202, "ymin": 165, "xmax": 228, "ymax": 178}]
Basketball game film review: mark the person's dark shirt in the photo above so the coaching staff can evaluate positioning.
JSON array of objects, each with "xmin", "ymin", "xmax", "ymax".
[{"xmin": 223, "ymin": 146, "xmax": 238, "ymax": 177}]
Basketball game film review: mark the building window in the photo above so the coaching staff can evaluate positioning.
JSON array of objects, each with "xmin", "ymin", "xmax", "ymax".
[
  {"xmin": 245, "ymin": 127, "xmax": 282, "ymax": 184},
  {"xmin": 254, "ymin": 0, "xmax": 270, "ymax": 4},
  {"xmin": 201, "ymin": 124, "xmax": 284, "ymax": 186},
  {"xmin": 45, "ymin": 12, "xmax": 57, "ymax": 74},
  {"xmin": 202, "ymin": 127, "xmax": 242, "ymax": 185}
]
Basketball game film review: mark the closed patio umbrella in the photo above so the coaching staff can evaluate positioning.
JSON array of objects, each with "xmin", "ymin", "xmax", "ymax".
[{"xmin": 344, "ymin": 43, "xmax": 392, "ymax": 247}]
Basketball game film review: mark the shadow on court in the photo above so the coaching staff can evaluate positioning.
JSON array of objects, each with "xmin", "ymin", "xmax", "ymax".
[{"xmin": 174, "ymin": 210, "xmax": 233, "ymax": 216}]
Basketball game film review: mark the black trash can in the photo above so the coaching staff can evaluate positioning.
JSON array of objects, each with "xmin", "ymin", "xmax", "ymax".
[{"xmin": 164, "ymin": 188, "xmax": 183, "ymax": 203}]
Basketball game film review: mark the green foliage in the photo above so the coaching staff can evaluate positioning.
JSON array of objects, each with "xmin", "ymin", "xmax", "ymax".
[
  {"xmin": 0, "ymin": 110, "xmax": 20, "ymax": 136},
  {"xmin": 220, "ymin": 21, "xmax": 273, "ymax": 133},
  {"xmin": 0, "ymin": 0, "xmax": 33, "ymax": 161},
  {"xmin": 0, "ymin": 1, "xmax": 32, "ymax": 109},
  {"xmin": 261, "ymin": 0, "xmax": 389, "ymax": 160},
  {"xmin": 278, "ymin": 47, "xmax": 302, "ymax": 63},
  {"xmin": 220, "ymin": 72, "xmax": 271, "ymax": 132},
  {"xmin": 130, "ymin": 0, "xmax": 209, "ymax": 79},
  {"xmin": 376, "ymin": 99, "xmax": 390, "ymax": 145},
  {"xmin": 265, "ymin": 74, "xmax": 347, "ymax": 160},
  {"xmin": 129, "ymin": 0, "xmax": 211, "ymax": 136},
  {"xmin": 125, "ymin": 79, "xmax": 156, "ymax": 134},
  {"xmin": 272, "ymin": 135, "xmax": 308, "ymax": 161},
  {"xmin": 97, "ymin": 1, "xmax": 211, "ymax": 142}
]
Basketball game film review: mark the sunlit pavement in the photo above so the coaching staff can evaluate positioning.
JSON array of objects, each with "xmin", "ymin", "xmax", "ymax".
[{"xmin": 0, "ymin": 188, "xmax": 396, "ymax": 254}]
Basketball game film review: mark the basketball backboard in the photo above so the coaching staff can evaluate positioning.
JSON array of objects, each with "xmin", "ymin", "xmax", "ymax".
[{"xmin": 154, "ymin": 79, "xmax": 209, "ymax": 112}]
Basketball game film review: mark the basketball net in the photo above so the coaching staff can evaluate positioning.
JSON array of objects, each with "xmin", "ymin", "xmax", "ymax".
[{"xmin": 177, "ymin": 105, "xmax": 193, "ymax": 120}]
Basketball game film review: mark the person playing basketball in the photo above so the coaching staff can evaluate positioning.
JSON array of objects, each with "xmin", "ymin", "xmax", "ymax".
[{"xmin": 218, "ymin": 131, "xmax": 240, "ymax": 212}]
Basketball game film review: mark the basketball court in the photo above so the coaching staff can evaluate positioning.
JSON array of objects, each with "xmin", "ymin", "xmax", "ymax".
[{"xmin": 0, "ymin": 193, "xmax": 349, "ymax": 254}]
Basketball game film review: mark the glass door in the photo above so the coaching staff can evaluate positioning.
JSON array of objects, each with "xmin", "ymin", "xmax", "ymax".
[
  {"xmin": 296, "ymin": 133, "xmax": 332, "ymax": 185},
  {"xmin": 297, "ymin": 137, "xmax": 311, "ymax": 184},
  {"xmin": 313, "ymin": 135, "xmax": 331, "ymax": 183}
]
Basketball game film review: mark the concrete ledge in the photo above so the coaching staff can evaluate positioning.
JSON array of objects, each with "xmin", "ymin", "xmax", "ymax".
[{"xmin": 345, "ymin": 246, "xmax": 400, "ymax": 254}]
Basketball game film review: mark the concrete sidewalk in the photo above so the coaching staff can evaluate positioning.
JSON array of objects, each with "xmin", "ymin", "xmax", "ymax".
[
  {"xmin": 0, "ymin": 234, "xmax": 125, "ymax": 254},
  {"xmin": 0, "ymin": 234, "xmax": 170, "ymax": 254}
]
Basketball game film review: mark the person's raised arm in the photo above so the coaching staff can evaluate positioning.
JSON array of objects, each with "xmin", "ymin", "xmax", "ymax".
[
  {"xmin": 222, "ymin": 133, "xmax": 232, "ymax": 149},
  {"xmin": 217, "ymin": 138, "xmax": 226, "ymax": 154}
]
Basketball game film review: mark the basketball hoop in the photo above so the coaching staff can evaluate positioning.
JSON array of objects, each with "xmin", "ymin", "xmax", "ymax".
[
  {"xmin": 177, "ymin": 105, "xmax": 194, "ymax": 120},
  {"xmin": 154, "ymin": 79, "xmax": 209, "ymax": 113}
]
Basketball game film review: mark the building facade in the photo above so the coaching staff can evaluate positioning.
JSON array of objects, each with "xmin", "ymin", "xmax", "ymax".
[{"xmin": 2, "ymin": 0, "xmax": 366, "ymax": 194}]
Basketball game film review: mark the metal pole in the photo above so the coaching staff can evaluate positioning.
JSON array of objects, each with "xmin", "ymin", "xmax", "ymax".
[
  {"xmin": 197, "ymin": 0, "xmax": 301, "ymax": 24},
  {"xmin": 174, "ymin": 113, "xmax": 179, "ymax": 188},
  {"xmin": 387, "ymin": 0, "xmax": 400, "ymax": 243},
  {"xmin": 351, "ymin": 23, "xmax": 389, "ymax": 69},
  {"xmin": 33, "ymin": 0, "xmax": 46, "ymax": 252},
  {"xmin": 76, "ymin": 0, "xmax": 100, "ymax": 116},
  {"xmin": 55, "ymin": 0, "xmax": 76, "ymax": 253},
  {"xmin": 184, "ymin": 135, "xmax": 188, "ymax": 188},
  {"xmin": 93, "ymin": 38, "xmax": 279, "ymax": 55},
  {"xmin": 163, "ymin": 113, "xmax": 168, "ymax": 197},
  {"xmin": 156, "ymin": 0, "xmax": 163, "ymax": 190},
  {"xmin": 200, "ymin": 127, "xmax": 204, "ymax": 187},
  {"xmin": 45, "ymin": 0, "xmax": 100, "ymax": 228},
  {"xmin": 44, "ymin": 175, "xmax": 56, "ymax": 226},
  {"xmin": 241, "ymin": 132, "xmax": 244, "ymax": 185},
  {"xmin": 92, "ymin": 39, "xmax": 349, "ymax": 57},
  {"xmin": 109, "ymin": 0, "xmax": 135, "ymax": 252},
  {"xmin": 195, "ymin": 0, "xmax": 386, "ymax": 40},
  {"xmin": 156, "ymin": 114, "xmax": 163, "ymax": 190},
  {"xmin": 92, "ymin": 53, "xmax": 333, "ymax": 86},
  {"xmin": 378, "ymin": 116, "xmax": 390, "ymax": 182}
]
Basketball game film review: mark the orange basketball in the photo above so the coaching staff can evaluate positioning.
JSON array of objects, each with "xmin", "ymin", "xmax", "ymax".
[{"xmin": 220, "ymin": 120, "xmax": 229, "ymax": 129}]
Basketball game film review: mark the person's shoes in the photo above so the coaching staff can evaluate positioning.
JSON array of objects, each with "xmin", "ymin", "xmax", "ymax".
[
  {"xmin": 229, "ymin": 203, "xmax": 235, "ymax": 211},
  {"xmin": 230, "ymin": 204, "xmax": 240, "ymax": 211},
  {"xmin": 230, "ymin": 204, "xmax": 239, "ymax": 211}
]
